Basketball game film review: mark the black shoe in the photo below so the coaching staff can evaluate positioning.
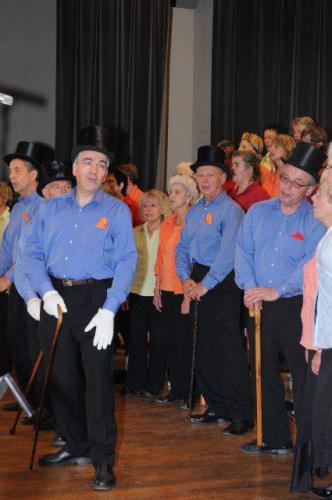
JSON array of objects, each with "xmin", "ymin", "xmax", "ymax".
[
  {"xmin": 144, "ymin": 390, "xmax": 160, "ymax": 397},
  {"xmin": 311, "ymin": 486, "xmax": 332, "ymax": 498},
  {"xmin": 34, "ymin": 416, "xmax": 55, "ymax": 431},
  {"xmin": 155, "ymin": 395, "xmax": 183, "ymax": 405},
  {"xmin": 241, "ymin": 439, "xmax": 293, "ymax": 455},
  {"xmin": 223, "ymin": 420, "xmax": 254, "ymax": 436},
  {"xmin": 2, "ymin": 402, "xmax": 20, "ymax": 412},
  {"xmin": 39, "ymin": 448, "xmax": 92, "ymax": 467},
  {"xmin": 52, "ymin": 433, "xmax": 66, "ymax": 447},
  {"xmin": 91, "ymin": 465, "xmax": 116, "ymax": 491},
  {"xmin": 190, "ymin": 410, "xmax": 230, "ymax": 424},
  {"xmin": 22, "ymin": 410, "xmax": 52, "ymax": 426},
  {"xmin": 120, "ymin": 386, "xmax": 144, "ymax": 396}
]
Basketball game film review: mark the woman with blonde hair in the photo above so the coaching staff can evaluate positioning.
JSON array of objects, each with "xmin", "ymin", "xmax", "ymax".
[
  {"xmin": 154, "ymin": 175, "xmax": 198, "ymax": 405},
  {"xmin": 239, "ymin": 132, "xmax": 264, "ymax": 158},
  {"xmin": 260, "ymin": 133, "xmax": 296, "ymax": 197},
  {"xmin": 123, "ymin": 189, "xmax": 171, "ymax": 395}
]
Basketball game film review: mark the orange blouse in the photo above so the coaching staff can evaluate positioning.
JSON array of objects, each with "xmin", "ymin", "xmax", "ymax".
[{"xmin": 155, "ymin": 214, "xmax": 184, "ymax": 294}]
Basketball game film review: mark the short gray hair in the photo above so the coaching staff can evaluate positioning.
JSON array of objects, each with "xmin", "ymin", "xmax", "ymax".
[
  {"xmin": 168, "ymin": 174, "xmax": 199, "ymax": 202},
  {"xmin": 74, "ymin": 151, "xmax": 110, "ymax": 168}
]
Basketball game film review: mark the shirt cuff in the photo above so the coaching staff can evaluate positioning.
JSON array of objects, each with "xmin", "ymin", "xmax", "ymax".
[
  {"xmin": 243, "ymin": 279, "xmax": 258, "ymax": 292},
  {"xmin": 39, "ymin": 280, "xmax": 55, "ymax": 298},
  {"xmin": 5, "ymin": 269, "xmax": 13, "ymax": 283},
  {"xmin": 277, "ymin": 282, "xmax": 301, "ymax": 298},
  {"xmin": 201, "ymin": 274, "xmax": 216, "ymax": 290}
]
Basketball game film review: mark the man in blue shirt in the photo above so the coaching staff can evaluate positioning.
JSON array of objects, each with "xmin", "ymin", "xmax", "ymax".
[
  {"xmin": 235, "ymin": 141, "xmax": 326, "ymax": 454},
  {"xmin": 176, "ymin": 145, "xmax": 253, "ymax": 435},
  {"xmin": 0, "ymin": 141, "xmax": 53, "ymax": 409},
  {"xmin": 23, "ymin": 126, "xmax": 137, "ymax": 491}
]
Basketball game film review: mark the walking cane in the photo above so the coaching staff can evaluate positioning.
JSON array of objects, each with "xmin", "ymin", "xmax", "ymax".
[
  {"xmin": 29, "ymin": 305, "xmax": 63, "ymax": 470},
  {"xmin": 250, "ymin": 308, "xmax": 262, "ymax": 447},
  {"xmin": 9, "ymin": 350, "xmax": 43, "ymax": 435},
  {"xmin": 187, "ymin": 300, "xmax": 199, "ymax": 422}
]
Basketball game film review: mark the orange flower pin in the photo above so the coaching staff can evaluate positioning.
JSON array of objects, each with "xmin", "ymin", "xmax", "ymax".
[
  {"xmin": 22, "ymin": 212, "xmax": 31, "ymax": 221},
  {"xmin": 205, "ymin": 213, "xmax": 213, "ymax": 224},
  {"xmin": 96, "ymin": 217, "xmax": 108, "ymax": 229}
]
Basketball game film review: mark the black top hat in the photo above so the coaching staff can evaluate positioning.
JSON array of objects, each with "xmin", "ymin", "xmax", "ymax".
[
  {"xmin": 37, "ymin": 161, "xmax": 76, "ymax": 197},
  {"xmin": 191, "ymin": 145, "xmax": 230, "ymax": 175},
  {"xmin": 3, "ymin": 141, "xmax": 54, "ymax": 170},
  {"xmin": 287, "ymin": 141, "xmax": 326, "ymax": 182},
  {"xmin": 71, "ymin": 125, "xmax": 115, "ymax": 162}
]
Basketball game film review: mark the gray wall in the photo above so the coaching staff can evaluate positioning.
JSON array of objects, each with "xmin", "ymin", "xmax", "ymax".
[
  {"xmin": 167, "ymin": 1, "xmax": 213, "ymax": 181},
  {"xmin": 0, "ymin": 0, "xmax": 56, "ymax": 178}
]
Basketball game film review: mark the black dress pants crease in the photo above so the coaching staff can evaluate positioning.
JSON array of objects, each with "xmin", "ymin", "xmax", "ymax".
[
  {"xmin": 161, "ymin": 291, "xmax": 192, "ymax": 400},
  {"xmin": 38, "ymin": 281, "xmax": 116, "ymax": 466},
  {"xmin": 247, "ymin": 296, "xmax": 307, "ymax": 448},
  {"xmin": 126, "ymin": 293, "xmax": 165, "ymax": 393},
  {"xmin": 192, "ymin": 264, "xmax": 252, "ymax": 422}
]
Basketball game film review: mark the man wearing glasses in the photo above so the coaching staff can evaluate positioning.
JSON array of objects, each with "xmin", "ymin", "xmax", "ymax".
[{"xmin": 235, "ymin": 141, "xmax": 326, "ymax": 455}]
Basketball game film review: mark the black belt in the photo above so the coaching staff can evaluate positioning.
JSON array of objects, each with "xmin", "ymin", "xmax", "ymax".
[{"xmin": 50, "ymin": 276, "xmax": 113, "ymax": 288}]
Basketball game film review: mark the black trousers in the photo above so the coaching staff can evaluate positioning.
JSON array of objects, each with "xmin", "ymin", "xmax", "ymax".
[
  {"xmin": 6, "ymin": 285, "xmax": 43, "ymax": 406},
  {"xmin": 247, "ymin": 295, "xmax": 306, "ymax": 448},
  {"xmin": 126, "ymin": 294, "xmax": 165, "ymax": 393},
  {"xmin": 192, "ymin": 264, "xmax": 252, "ymax": 422},
  {"xmin": 0, "ymin": 291, "xmax": 11, "ymax": 376},
  {"xmin": 161, "ymin": 291, "xmax": 192, "ymax": 400},
  {"xmin": 38, "ymin": 281, "xmax": 116, "ymax": 466}
]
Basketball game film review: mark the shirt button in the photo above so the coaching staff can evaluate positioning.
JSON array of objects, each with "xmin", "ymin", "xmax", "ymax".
[
  {"xmin": 74, "ymin": 224, "xmax": 78, "ymax": 228},
  {"xmin": 275, "ymin": 247, "xmax": 278, "ymax": 251},
  {"xmin": 64, "ymin": 257, "xmax": 68, "ymax": 261},
  {"xmin": 69, "ymin": 240, "xmax": 73, "ymax": 244},
  {"xmin": 269, "ymin": 280, "xmax": 272, "ymax": 283},
  {"xmin": 79, "ymin": 209, "xmax": 82, "ymax": 212},
  {"xmin": 63, "ymin": 274, "xmax": 66, "ymax": 278},
  {"xmin": 271, "ymin": 263, "xmax": 274, "ymax": 267}
]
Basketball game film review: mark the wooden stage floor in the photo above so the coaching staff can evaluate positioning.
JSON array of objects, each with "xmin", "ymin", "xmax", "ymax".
[{"xmin": 0, "ymin": 387, "xmax": 316, "ymax": 500}]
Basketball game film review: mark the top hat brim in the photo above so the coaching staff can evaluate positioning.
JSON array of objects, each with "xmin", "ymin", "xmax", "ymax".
[
  {"xmin": 191, "ymin": 161, "xmax": 230, "ymax": 176},
  {"xmin": 71, "ymin": 145, "xmax": 115, "ymax": 163},
  {"xmin": 37, "ymin": 175, "xmax": 76, "ymax": 197},
  {"xmin": 286, "ymin": 159, "xmax": 320, "ymax": 182},
  {"xmin": 3, "ymin": 153, "xmax": 42, "ymax": 169}
]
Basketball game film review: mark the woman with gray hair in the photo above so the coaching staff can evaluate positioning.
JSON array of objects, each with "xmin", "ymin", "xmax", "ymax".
[{"xmin": 154, "ymin": 174, "xmax": 198, "ymax": 406}]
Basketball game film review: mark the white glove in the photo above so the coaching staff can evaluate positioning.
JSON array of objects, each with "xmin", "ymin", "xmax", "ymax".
[
  {"xmin": 84, "ymin": 308, "xmax": 114, "ymax": 350},
  {"xmin": 42, "ymin": 290, "xmax": 67, "ymax": 318},
  {"xmin": 27, "ymin": 297, "xmax": 41, "ymax": 321}
]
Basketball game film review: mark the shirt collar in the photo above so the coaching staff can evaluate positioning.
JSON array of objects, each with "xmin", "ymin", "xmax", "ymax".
[
  {"xmin": 69, "ymin": 187, "xmax": 105, "ymax": 207},
  {"xmin": 272, "ymin": 197, "xmax": 311, "ymax": 216},
  {"xmin": 19, "ymin": 189, "xmax": 40, "ymax": 204},
  {"xmin": 202, "ymin": 190, "xmax": 227, "ymax": 207}
]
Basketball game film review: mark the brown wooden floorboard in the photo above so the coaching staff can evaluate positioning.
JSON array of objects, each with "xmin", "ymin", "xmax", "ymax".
[{"xmin": 0, "ymin": 387, "xmax": 320, "ymax": 499}]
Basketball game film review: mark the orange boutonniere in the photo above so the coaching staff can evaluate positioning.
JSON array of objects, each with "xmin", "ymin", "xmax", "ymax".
[
  {"xmin": 22, "ymin": 212, "xmax": 31, "ymax": 221},
  {"xmin": 291, "ymin": 232, "xmax": 304, "ymax": 241},
  {"xmin": 96, "ymin": 217, "xmax": 108, "ymax": 229},
  {"xmin": 205, "ymin": 213, "xmax": 213, "ymax": 224}
]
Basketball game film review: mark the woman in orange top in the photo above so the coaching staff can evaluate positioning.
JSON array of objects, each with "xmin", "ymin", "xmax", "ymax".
[
  {"xmin": 260, "ymin": 134, "xmax": 295, "ymax": 197},
  {"xmin": 154, "ymin": 174, "xmax": 198, "ymax": 405}
]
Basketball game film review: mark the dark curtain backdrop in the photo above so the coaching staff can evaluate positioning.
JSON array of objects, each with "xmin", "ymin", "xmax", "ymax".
[
  {"xmin": 56, "ymin": 0, "xmax": 171, "ymax": 190},
  {"xmin": 211, "ymin": 0, "xmax": 332, "ymax": 145}
]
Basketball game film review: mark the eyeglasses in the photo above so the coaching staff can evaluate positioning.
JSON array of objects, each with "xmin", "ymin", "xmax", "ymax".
[{"xmin": 279, "ymin": 174, "xmax": 312, "ymax": 190}]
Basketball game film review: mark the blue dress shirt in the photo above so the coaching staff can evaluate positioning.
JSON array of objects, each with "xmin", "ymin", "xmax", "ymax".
[
  {"xmin": 235, "ymin": 198, "xmax": 326, "ymax": 297},
  {"xmin": 23, "ymin": 188, "xmax": 137, "ymax": 313},
  {"xmin": 0, "ymin": 190, "xmax": 44, "ymax": 301},
  {"xmin": 176, "ymin": 191, "xmax": 244, "ymax": 289}
]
